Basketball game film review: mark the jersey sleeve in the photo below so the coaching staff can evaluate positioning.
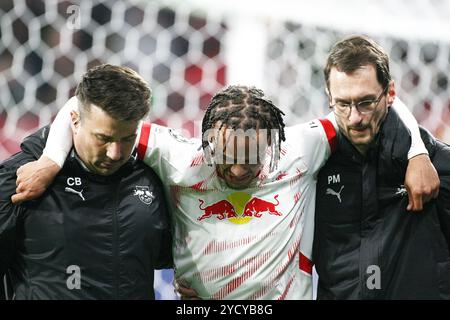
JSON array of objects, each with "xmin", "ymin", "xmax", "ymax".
[
  {"xmin": 136, "ymin": 123, "xmax": 201, "ymax": 185},
  {"xmin": 285, "ymin": 117, "xmax": 337, "ymax": 176},
  {"xmin": 392, "ymin": 97, "xmax": 428, "ymax": 159},
  {"xmin": 42, "ymin": 97, "xmax": 77, "ymax": 167}
]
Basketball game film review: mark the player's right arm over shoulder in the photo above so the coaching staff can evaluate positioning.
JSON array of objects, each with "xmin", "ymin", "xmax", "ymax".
[{"xmin": 10, "ymin": 98, "xmax": 76, "ymax": 204}]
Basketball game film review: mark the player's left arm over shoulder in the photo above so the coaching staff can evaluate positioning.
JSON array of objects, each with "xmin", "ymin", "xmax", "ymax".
[
  {"xmin": 393, "ymin": 97, "xmax": 440, "ymax": 211},
  {"xmin": 11, "ymin": 127, "xmax": 60, "ymax": 204}
]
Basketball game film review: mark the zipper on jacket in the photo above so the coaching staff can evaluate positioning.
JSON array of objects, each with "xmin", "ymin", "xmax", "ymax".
[{"xmin": 112, "ymin": 181, "xmax": 121, "ymax": 299}]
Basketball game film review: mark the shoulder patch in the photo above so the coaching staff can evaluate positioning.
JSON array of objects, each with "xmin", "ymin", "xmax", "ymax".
[
  {"xmin": 133, "ymin": 186, "xmax": 155, "ymax": 205},
  {"xmin": 308, "ymin": 120, "xmax": 319, "ymax": 129},
  {"xmin": 168, "ymin": 129, "xmax": 195, "ymax": 144}
]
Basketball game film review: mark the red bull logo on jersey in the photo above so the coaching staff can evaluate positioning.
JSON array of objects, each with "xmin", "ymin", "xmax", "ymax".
[
  {"xmin": 243, "ymin": 195, "xmax": 281, "ymax": 217},
  {"xmin": 197, "ymin": 199, "xmax": 238, "ymax": 221},
  {"xmin": 197, "ymin": 192, "xmax": 282, "ymax": 224}
]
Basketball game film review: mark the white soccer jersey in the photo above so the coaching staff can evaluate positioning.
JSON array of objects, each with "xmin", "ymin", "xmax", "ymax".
[{"xmin": 137, "ymin": 119, "xmax": 337, "ymax": 300}]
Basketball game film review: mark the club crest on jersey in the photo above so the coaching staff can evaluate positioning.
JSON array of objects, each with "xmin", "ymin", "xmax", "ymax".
[
  {"xmin": 133, "ymin": 186, "xmax": 155, "ymax": 205},
  {"xmin": 168, "ymin": 128, "xmax": 194, "ymax": 144}
]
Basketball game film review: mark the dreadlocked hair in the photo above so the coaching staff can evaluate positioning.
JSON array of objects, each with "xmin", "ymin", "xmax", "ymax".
[{"xmin": 201, "ymin": 85, "xmax": 286, "ymax": 171}]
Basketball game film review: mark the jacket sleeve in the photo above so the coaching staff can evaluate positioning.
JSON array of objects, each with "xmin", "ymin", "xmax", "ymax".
[
  {"xmin": 155, "ymin": 222, "xmax": 173, "ymax": 270},
  {"xmin": 0, "ymin": 152, "xmax": 35, "ymax": 278},
  {"xmin": 429, "ymin": 138, "xmax": 450, "ymax": 249},
  {"xmin": 147, "ymin": 171, "xmax": 173, "ymax": 270},
  {"xmin": 0, "ymin": 127, "xmax": 51, "ymax": 278},
  {"xmin": 19, "ymin": 125, "xmax": 50, "ymax": 160},
  {"xmin": 416, "ymin": 126, "xmax": 450, "ymax": 249},
  {"xmin": 154, "ymin": 200, "xmax": 173, "ymax": 270}
]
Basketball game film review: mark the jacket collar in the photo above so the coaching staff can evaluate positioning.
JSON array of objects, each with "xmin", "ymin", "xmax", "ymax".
[
  {"xmin": 337, "ymin": 128, "xmax": 381, "ymax": 164},
  {"xmin": 336, "ymin": 108, "xmax": 410, "ymax": 163}
]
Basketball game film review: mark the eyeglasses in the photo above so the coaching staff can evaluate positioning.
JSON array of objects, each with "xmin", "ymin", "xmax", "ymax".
[{"xmin": 329, "ymin": 86, "xmax": 388, "ymax": 118}]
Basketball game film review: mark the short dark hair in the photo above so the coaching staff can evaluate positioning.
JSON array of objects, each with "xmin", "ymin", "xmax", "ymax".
[
  {"xmin": 75, "ymin": 64, "xmax": 151, "ymax": 122},
  {"xmin": 324, "ymin": 35, "xmax": 391, "ymax": 91}
]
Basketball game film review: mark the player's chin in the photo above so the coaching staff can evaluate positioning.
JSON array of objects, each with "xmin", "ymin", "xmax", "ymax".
[
  {"xmin": 225, "ymin": 182, "xmax": 249, "ymax": 190},
  {"xmin": 225, "ymin": 177, "xmax": 253, "ymax": 189}
]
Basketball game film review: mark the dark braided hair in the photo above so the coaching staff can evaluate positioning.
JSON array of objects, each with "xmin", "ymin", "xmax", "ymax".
[{"xmin": 201, "ymin": 85, "xmax": 286, "ymax": 169}]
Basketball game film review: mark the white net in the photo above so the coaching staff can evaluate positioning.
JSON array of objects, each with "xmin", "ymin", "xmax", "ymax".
[
  {"xmin": 1, "ymin": 0, "xmax": 450, "ymax": 300},
  {"xmin": 263, "ymin": 21, "xmax": 450, "ymax": 140},
  {"xmin": 0, "ymin": 0, "xmax": 227, "ymax": 162},
  {"xmin": 180, "ymin": 0, "xmax": 450, "ymax": 143}
]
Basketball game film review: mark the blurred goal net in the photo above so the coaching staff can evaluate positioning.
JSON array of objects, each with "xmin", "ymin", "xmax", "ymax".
[
  {"xmin": 1, "ymin": 0, "xmax": 450, "ymax": 299},
  {"xmin": 0, "ymin": 0, "xmax": 227, "ymax": 162}
]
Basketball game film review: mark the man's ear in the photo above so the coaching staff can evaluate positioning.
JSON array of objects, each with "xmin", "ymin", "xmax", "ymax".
[
  {"xmin": 387, "ymin": 80, "xmax": 396, "ymax": 107},
  {"xmin": 325, "ymin": 87, "xmax": 331, "ymax": 100},
  {"xmin": 325, "ymin": 88, "xmax": 334, "ymax": 110},
  {"xmin": 70, "ymin": 111, "xmax": 80, "ymax": 134}
]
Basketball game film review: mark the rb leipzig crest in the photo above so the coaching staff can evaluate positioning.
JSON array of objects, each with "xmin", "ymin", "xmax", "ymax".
[{"xmin": 133, "ymin": 186, "xmax": 155, "ymax": 205}]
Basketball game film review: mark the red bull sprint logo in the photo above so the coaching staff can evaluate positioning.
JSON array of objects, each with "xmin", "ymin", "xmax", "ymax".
[{"xmin": 197, "ymin": 192, "xmax": 282, "ymax": 224}]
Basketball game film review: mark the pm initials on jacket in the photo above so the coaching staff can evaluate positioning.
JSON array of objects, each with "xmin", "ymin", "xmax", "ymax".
[{"xmin": 326, "ymin": 174, "xmax": 344, "ymax": 203}]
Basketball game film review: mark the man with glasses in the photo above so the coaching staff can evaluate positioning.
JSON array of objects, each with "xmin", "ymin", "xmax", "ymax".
[{"xmin": 313, "ymin": 35, "xmax": 450, "ymax": 299}]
